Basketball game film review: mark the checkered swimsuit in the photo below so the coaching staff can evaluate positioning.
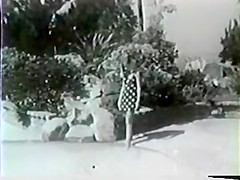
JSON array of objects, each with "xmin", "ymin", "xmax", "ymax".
[{"xmin": 118, "ymin": 73, "xmax": 140, "ymax": 113}]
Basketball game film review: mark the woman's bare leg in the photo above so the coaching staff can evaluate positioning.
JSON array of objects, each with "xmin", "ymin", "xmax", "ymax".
[{"xmin": 125, "ymin": 111, "xmax": 133, "ymax": 149}]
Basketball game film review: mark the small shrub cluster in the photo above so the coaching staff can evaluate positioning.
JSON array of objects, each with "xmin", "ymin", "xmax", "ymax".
[
  {"xmin": 99, "ymin": 28, "xmax": 217, "ymax": 107},
  {"xmin": 233, "ymin": 69, "xmax": 240, "ymax": 95},
  {"xmin": 220, "ymin": 16, "xmax": 240, "ymax": 96},
  {"xmin": 133, "ymin": 27, "xmax": 178, "ymax": 64},
  {"xmin": 220, "ymin": 18, "xmax": 240, "ymax": 66},
  {"xmin": 3, "ymin": 0, "xmax": 115, "ymax": 55},
  {"xmin": 97, "ymin": 3, "xmax": 138, "ymax": 44},
  {"xmin": 2, "ymin": 47, "xmax": 85, "ymax": 125}
]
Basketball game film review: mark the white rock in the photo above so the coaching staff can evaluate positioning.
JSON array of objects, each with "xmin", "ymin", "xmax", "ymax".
[
  {"xmin": 135, "ymin": 107, "xmax": 153, "ymax": 115},
  {"xmin": 87, "ymin": 102, "xmax": 116, "ymax": 142},
  {"xmin": 42, "ymin": 117, "xmax": 66, "ymax": 134},
  {"xmin": 212, "ymin": 79, "xmax": 219, "ymax": 87},
  {"xmin": 28, "ymin": 117, "xmax": 45, "ymax": 132},
  {"xmin": 211, "ymin": 107, "xmax": 225, "ymax": 116},
  {"xmin": 40, "ymin": 0, "xmax": 45, "ymax": 5},
  {"xmin": 27, "ymin": 111, "xmax": 56, "ymax": 118},
  {"xmin": 63, "ymin": 96, "xmax": 85, "ymax": 112},
  {"xmin": 2, "ymin": 100, "xmax": 18, "ymax": 112},
  {"xmin": 2, "ymin": 101, "xmax": 21, "ymax": 128},
  {"xmin": 65, "ymin": 125, "xmax": 94, "ymax": 141}
]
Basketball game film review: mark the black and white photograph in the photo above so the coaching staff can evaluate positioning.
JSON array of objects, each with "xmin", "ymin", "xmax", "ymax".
[{"xmin": 1, "ymin": 0, "xmax": 240, "ymax": 179}]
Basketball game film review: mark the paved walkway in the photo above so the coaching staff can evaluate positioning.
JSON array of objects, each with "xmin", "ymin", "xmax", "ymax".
[{"xmin": 1, "ymin": 116, "xmax": 239, "ymax": 180}]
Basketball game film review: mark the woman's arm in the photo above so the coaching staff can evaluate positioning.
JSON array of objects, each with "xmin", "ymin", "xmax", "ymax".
[
  {"xmin": 135, "ymin": 71, "xmax": 141, "ymax": 111},
  {"xmin": 117, "ymin": 64, "xmax": 126, "ymax": 111},
  {"xmin": 120, "ymin": 64, "xmax": 126, "ymax": 79}
]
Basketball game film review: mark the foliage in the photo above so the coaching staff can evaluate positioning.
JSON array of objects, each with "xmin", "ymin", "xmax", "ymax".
[
  {"xmin": 77, "ymin": 33, "xmax": 116, "ymax": 68},
  {"xmin": 144, "ymin": 0, "xmax": 177, "ymax": 30},
  {"xmin": 100, "ymin": 39, "xmax": 220, "ymax": 106},
  {"xmin": 3, "ymin": 0, "xmax": 220, "ymax": 116},
  {"xmin": 3, "ymin": 0, "xmax": 115, "ymax": 55},
  {"xmin": 72, "ymin": 3, "xmax": 138, "ymax": 69},
  {"xmin": 50, "ymin": 0, "xmax": 138, "ymax": 62},
  {"xmin": 219, "ymin": 18, "xmax": 240, "ymax": 65},
  {"xmin": 133, "ymin": 27, "xmax": 178, "ymax": 64},
  {"xmin": 233, "ymin": 68, "xmax": 240, "ymax": 95},
  {"xmin": 95, "ymin": 26, "xmax": 218, "ymax": 106},
  {"xmin": 141, "ymin": 69, "xmax": 221, "ymax": 107},
  {"xmin": 99, "ymin": 41, "xmax": 180, "ymax": 106},
  {"xmin": 75, "ymin": 2, "xmax": 179, "ymax": 108},
  {"xmin": 97, "ymin": 3, "xmax": 138, "ymax": 44},
  {"xmin": 2, "ymin": 47, "xmax": 85, "ymax": 125},
  {"xmin": 179, "ymin": 70, "xmax": 218, "ymax": 103},
  {"xmin": 101, "ymin": 27, "xmax": 178, "ymax": 74},
  {"xmin": 3, "ymin": 0, "xmax": 62, "ymax": 55}
]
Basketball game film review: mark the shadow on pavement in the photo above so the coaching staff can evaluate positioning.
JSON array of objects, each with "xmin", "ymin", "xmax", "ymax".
[
  {"xmin": 133, "ymin": 130, "xmax": 185, "ymax": 145},
  {"xmin": 132, "ymin": 104, "xmax": 238, "ymax": 135}
]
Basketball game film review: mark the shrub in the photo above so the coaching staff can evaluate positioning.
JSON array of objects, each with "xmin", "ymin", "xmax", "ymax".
[
  {"xmin": 219, "ymin": 18, "xmax": 240, "ymax": 65},
  {"xmin": 72, "ymin": 3, "xmax": 138, "ymax": 64},
  {"xmin": 133, "ymin": 27, "xmax": 178, "ymax": 64},
  {"xmin": 99, "ymin": 41, "xmax": 180, "ymax": 106},
  {"xmin": 78, "ymin": 33, "xmax": 116, "ymax": 67},
  {"xmin": 100, "ymin": 40, "xmax": 221, "ymax": 106},
  {"xmin": 178, "ymin": 70, "xmax": 218, "ymax": 103},
  {"xmin": 97, "ymin": 3, "xmax": 138, "ymax": 44},
  {"xmin": 3, "ymin": 0, "xmax": 115, "ymax": 55},
  {"xmin": 219, "ymin": 17, "xmax": 240, "ymax": 95},
  {"xmin": 3, "ymin": 0, "xmax": 62, "ymax": 55},
  {"xmin": 2, "ymin": 47, "xmax": 85, "ymax": 125},
  {"xmin": 233, "ymin": 68, "xmax": 240, "ymax": 95}
]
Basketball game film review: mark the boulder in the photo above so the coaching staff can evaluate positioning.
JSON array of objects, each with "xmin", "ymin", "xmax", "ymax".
[
  {"xmin": 2, "ymin": 100, "xmax": 22, "ymax": 128},
  {"xmin": 86, "ymin": 98, "xmax": 116, "ymax": 142},
  {"xmin": 203, "ymin": 63, "xmax": 222, "ymax": 79},
  {"xmin": 42, "ymin": 117, "xmax": 70, "ymax": 141},
  {"xmin": 48, "ymin": 122, "xmax": 70, "ymax": 141},
  {"xmin": 210, "ymin": 107, "xmax": 225, "ymax": 118},
  {"xmin": 65, "ymin": 124, "xmax": 94, "ymax": 142},
  {"xmin": 26, "ymin": 110, "xmax": 71, "ymax": 141},
  {"xmin": 213, "ymin": 93, "xmax": 240, "ymax": 102},
  {"xmin": 27, "ymin": 111, "xmax": 56, "ymax": 130}
]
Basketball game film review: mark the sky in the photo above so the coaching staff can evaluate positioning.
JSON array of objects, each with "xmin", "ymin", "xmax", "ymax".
[{"xmin": 161, "ymin": 0, "xmax": 240, "ymax": 65}]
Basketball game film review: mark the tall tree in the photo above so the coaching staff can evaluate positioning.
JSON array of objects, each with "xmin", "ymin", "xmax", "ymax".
[
  {"xmin": 219, "ymin": 18, "xmax": 240, "ymax": 65},
  {"xmin": 3, "ymin": 0, "xmax": 115, "ymax": 56}
]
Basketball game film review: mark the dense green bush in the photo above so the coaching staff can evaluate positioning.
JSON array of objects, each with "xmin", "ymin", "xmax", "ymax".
[
  {"xmin": 219, "ymin": 16, "xmax": 240, "ymax": 96},
  {"xmin": 219, "ymin": 18, "xmax": 240, "ymax": 65},
  {"xmin": 91, "ymin": 25, "xmax": 222, "ymax": 107},
  {"xmin": 233, "ymin": 68, "xmax": 240, "ymax": 95},
  {"xmin": 179, "ymin": 70, "xmax": 218, "ymax": 103},
  {"xmin": 3, "ymin": 0, "xmax": 62, "ymax": 55},
  {"xmin": 2, "ymin": 47, "xmax": 85, "ymax": 125},
  {"xmin": 3, "ymin": 0, "xmax": 135, "ymax": 56},
  {"xmin": 73, "ymin": 3, "xmax": 138, "ymax": 64},
  {"xmin": 97, "ymin": 3, "xmax": 138, "ymax": 44},
  {"xmin": 133, "ymin": 27, "xmax": 178, "ymax": 64},
  {"xmin": 99, "ymin": 39, "xmax": 220, "ymax": 107},
  {"xmin": 99, "ymin": 40, "xmax": 180, "ymax": 106},
  {"xmin": 3, "ymin": 0, "xmax": 115, "ymax": 55},
  {"xmin": 100, "ymin": 28, "xmax": 178, "ymax": 75}
]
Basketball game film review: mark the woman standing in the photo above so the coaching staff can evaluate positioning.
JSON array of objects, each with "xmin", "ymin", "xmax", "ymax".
[{"xmin": 117, "ymin": 64, "xmax": 141, "ymax": 149}]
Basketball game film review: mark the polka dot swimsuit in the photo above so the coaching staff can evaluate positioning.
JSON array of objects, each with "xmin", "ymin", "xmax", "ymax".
[{"xmin": 118, "ymin": 73, "xmax": 140, "ymax": 113}]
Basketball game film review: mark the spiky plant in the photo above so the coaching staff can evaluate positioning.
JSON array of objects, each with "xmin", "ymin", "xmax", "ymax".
[{"xmin": 220, "ymin": 17, "xmax": 240, "ymax": 65}]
